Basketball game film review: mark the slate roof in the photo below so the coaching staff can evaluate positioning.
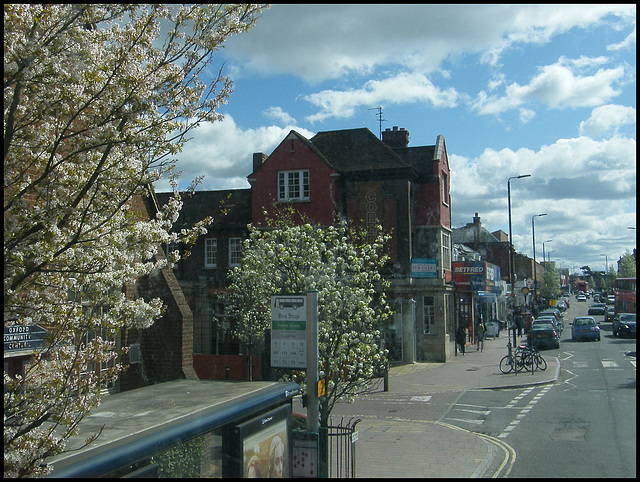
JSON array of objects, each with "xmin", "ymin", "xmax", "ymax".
[
  {"xmin": 154, "ymin": 189, "xmax": 251, "ymax": 230},
  {"xmin": 310, "ymin": 128, "xmax": 416, "ymax": 173},
  {"xmin": 451, "ymin": 224, "xmax": 501, "ymax": 245}
]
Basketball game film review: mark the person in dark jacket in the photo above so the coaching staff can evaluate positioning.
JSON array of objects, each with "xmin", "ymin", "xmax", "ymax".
[{"xmin": 455, "ymin": 325, "xmax": 466, "ymax": 355}]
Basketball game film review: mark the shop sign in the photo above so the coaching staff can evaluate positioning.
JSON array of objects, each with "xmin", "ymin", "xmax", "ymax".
[{"xmin": 411, "ymin": 258, "xmax": 437, "ymax": 278}]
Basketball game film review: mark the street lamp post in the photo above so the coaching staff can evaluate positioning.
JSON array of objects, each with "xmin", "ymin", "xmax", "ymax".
[
  {"xmin": 508, "ymin": 174, "xmax": 531, "ymax": 348},
  {"xmin": 600, "ymin": 253, "xmax": 608, "ymax": 272},
  {"xmin": 542, "ymin": 240, "xmax": 553, "ymax": 266},
  {"xmin": 532, "ymin": 213, "xmax": 547, "ymax": 306}
]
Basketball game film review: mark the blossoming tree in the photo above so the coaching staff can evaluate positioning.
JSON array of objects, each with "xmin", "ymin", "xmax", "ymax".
[
  {"xmin": 4, "ymin": 4, "xmax": 263, "ymax": 477},
  {"xmin": 226, "ymin": 210, "xmax": 392, "ymax": 427}
]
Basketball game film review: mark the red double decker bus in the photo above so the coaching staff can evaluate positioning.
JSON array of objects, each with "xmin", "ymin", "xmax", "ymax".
[{"xmin": 614, "ymin": 277, "xmax": 636, "ymax": 315}]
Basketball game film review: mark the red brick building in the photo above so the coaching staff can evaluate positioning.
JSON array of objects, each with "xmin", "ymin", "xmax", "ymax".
[{"xmin": 249, "ymin": 127, "xmax": 456, "ymax": 362}]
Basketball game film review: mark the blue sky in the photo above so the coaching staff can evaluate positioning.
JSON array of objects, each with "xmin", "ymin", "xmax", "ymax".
[{"xmin": 155, "ymin": 4, "xmax": 636, "ymax": 275}]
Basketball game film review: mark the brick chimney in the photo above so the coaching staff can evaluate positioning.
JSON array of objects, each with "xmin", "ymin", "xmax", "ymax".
[
  {"xmin": 473, "ymin": 212, "xmax": 481, "ymax": 244},
  {"xmin": 382, "ymin": 126, "xmax": 409, "ymax": 148},
  {"xmin": 252, "ymin": 152, "xmax": 267, "ymax": 172}
]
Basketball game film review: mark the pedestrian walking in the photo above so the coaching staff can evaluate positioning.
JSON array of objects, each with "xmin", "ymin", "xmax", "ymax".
[
  {"xmin": 476, "ymin": 316, "xmax": 485, "ymax": 352},
  {"xmin": 455, "ymin": 325, "xmax": 466, "ymax": 355}
]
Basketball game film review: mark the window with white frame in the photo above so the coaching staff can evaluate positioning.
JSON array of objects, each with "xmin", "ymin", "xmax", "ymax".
[
  {"xmin": 278, "ymin": 170, "xmax": 310, "ymax": 201},
  {"xmin": 204, "ymin": 238, "xmax": 217, "ymax": 267},
  {"xmin": 441, "ymin": 232, "xmax": 451, "ymax": 271},
  {"xmin": 229, "ymin": 238, "xmax": 242, "ymax": 266},
  {"xmin": 424, "ymin": 296, "xmax": 435, "ymax": 334},
  {"xmin": 165, "ymin": 241, "xmax": 180, "ymax": 268}
]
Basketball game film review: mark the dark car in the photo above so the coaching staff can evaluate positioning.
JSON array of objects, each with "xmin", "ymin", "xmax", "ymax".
[
  {"xmin": 528, "ymin": 323, "xmax": 560, "ymax": 349},
  {"xmin": 612, "ymin": 313, "xmax": 636, "ymax": 338},
  {"xmin": 532, "ymin": 316, "xmax": 561, "ymax": 338},
  {"xmin": 588, "ymin": 303, "xmax": 607, "ymax": 315},
  {"xmin": 604, "ymin": 307, "xmax": 616, "ymax": 323},
  {"xmin": 539, "ymin": 309, "xmax": 563, "ymax": 332}
]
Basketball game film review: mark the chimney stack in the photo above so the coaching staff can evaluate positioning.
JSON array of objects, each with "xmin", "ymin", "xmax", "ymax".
[
  {"xmin": 382, "ymin": 126, "xmax": 409, "ymax": 148},
  {"xmin": 253, "ymin": 152, "xmax": 267, "ymax": 173},
  {"xmin": 473, "ymin": 213, "xmax": 481, "ymax": 244}
]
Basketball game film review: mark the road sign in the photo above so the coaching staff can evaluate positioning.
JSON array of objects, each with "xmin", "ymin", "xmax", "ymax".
[
  {"xmin": 4, "ymin": 324, "xmax": 49, "ymax": 355},
  {"xmin": 271, "ymin": 295, "xmax": 307, "ymax": 368}
]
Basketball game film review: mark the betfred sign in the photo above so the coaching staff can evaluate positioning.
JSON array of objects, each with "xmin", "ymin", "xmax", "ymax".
[{"xmin": 452, "ymin": 261, "xmax": 501, "ymax": 292}]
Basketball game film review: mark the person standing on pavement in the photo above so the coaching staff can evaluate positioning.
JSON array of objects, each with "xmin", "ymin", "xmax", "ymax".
[
  {"xmin": 455, "ymin": 324, "xmax": 466, "ymax": 355},
  {"xmin": 515, "ymin": 309, "xmax": 524, "ymax": 337},
  {"xmin": 476, "ymin": 315, "xmax": 485, "ymax": 352}
]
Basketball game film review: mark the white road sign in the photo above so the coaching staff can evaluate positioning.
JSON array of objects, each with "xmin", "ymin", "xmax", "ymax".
[{"xmin": 271, "ymin": 295, "xmax": 307, "ymax": 368}]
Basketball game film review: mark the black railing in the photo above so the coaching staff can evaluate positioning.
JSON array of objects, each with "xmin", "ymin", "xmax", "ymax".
[{"xmin": 327, "ymin": 417, "xmax": 361, "ymax": 478}]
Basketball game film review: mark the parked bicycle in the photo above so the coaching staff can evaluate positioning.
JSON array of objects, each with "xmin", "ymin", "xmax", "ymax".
[
  {"xmin": 499, "ymin": 340, "xmax": 524, "ymax": 374},
  {"xmin": 516, "ymin": 344, "xmax": 547, "ymax": 372}
]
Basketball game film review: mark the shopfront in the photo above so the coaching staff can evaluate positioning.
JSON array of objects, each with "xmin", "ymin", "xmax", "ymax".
[{"xmin": 452, "ymin": 261, "xmax": 503, "ymax": 344}]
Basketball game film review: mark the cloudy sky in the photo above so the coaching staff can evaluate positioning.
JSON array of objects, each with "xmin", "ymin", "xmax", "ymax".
[{"xmin": 156, "ymin": 4, "xmax": 636, "ymax": 275}]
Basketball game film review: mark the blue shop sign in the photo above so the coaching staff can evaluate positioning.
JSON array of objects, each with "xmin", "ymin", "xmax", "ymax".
[{"xmin": 411, "ymin": 258, "xmax": 437, "ymax": 278}]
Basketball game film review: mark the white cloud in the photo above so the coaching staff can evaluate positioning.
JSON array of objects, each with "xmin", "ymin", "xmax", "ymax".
[
  {"xmin": 263, "ymin": 106, "xmax": 297, "ymax": 126},
  {"xmin": 223, "ymin": 4, "xmax": 636, "ymax": 82},
  {"xmin": 472, "ymin": 58, "xmax": 626, "ymax": 115},
  {"xmin": 303, "ymin": 72, "xmax": 459, "ymax": 123},
  {"xmin": 607, "ymin": 27, "xmax": 636, "ymax": 51},
  {"xmin": 154, "ymin": 115, "xmax": 314, "ymax": 192},
  {"xmin": 450, "ymin": 133, "xmax": 636, "ymax": 261},
  {"xmin": 579, "ymin": 104, "xmax": 636, "ymax": 137}
]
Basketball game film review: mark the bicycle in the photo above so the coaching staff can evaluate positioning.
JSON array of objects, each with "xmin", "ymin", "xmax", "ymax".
[
  {"xmin": 499, "ymin": 340, "xmax": 525, "ymax": 374},
  {"xmin": 516, "ymin": 344, "xmax": 547, "ymax": 372}
]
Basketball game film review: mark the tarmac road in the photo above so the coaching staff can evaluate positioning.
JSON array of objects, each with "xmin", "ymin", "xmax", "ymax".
[{"xmin": 293, "ymin": 330, "xmax": 559, "ymax": 477}]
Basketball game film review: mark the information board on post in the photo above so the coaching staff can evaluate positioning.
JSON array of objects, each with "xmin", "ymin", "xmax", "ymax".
[{"xmin": 271, "ymin": 295, "xmax": 307, "ymax": 368}]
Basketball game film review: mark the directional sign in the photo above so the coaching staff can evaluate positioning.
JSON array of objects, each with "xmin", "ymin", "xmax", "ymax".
[
  {"xmin": 271, "ymin": 295, "xmax": 307, "ymax": 368},
  {"xmin": 4, "ymin": 324, "xmax": 49, "ymax": 355}
]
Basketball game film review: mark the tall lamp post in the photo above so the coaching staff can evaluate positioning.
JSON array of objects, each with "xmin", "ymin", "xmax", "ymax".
[
  {"xmin": 508, "ymin": 174, "xmax": 531, "ymax": 347},
  {"xmin": 600, "ymin": 253, "xmax": 608, "ymax": 272},
  {"xmin": 532, "ymin": 213, "xmax": 547, "ymax": 306},
  {"xmin": 542, "ymin": 240, "xmax": 552, "ymax": 264}
]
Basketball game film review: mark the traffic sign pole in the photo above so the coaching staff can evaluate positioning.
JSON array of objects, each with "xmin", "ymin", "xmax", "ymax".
[{"xmin": 306, "ymin": 291, "xmax": 319, "ymax": 433}]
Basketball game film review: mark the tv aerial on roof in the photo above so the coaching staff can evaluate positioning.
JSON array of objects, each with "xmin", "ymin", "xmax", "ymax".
[{"xmin": 369, "ymin": 106, "xmax": 386, "ymax": 140}]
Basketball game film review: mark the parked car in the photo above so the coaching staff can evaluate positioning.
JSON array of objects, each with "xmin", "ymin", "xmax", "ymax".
[
  {"xmin": 612, "ymin": 313, "xmax": 636, "ymax": 338},
  {"xmin": 588, "ymin": 303, "xmax": 607, "ymax": 315},
  {"xmin": 571, "ymin": 316, "xmax": 601, "ymax": 341},
  {"xmin": 539, "ymin": 309, "xmax": 563, "ymax": 332},
  {"xmin": 576, "ymin": 293, "xmax": 587, "ymax": 302},
  {"xmin": 533, "ymin": 316, "xmax": 562, "ymax": 337},
  {"xmin": 528, "ymin": 323, "xmax": 560, "ymax": 349},
  {"xmin": 604, "ymin": 307, "xmax": 616, "ymax": 323}
]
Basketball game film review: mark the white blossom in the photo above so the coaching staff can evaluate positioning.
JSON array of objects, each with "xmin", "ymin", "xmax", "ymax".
[
  {"xmin": 227, "ymin": 207, "xmax": 391, "ymax": 427},
  {"xmin": 4, "ymin": 4, "xmax": 263, "ymax": 476}
]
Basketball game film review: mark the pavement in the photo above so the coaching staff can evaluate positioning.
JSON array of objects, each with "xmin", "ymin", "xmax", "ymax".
[{"xmin": 310, "ymin": 332, "xmax": 560, "ymax": 478}]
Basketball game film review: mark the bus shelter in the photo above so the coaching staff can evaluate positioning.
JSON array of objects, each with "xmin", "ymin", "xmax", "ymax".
[{"xmin": 45, "ymin": 379, "xmax": 300, "ymax": 478}]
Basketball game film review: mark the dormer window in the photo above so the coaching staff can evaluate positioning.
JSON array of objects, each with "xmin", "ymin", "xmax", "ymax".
[{"xmin": 278, "ymin": 170, "xmax": 310, "ymax": 201}]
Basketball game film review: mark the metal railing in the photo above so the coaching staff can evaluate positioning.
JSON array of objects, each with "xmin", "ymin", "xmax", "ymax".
[{"xmin": 327, "ymin": 417, "xmax": 361, "ymax": 478}]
